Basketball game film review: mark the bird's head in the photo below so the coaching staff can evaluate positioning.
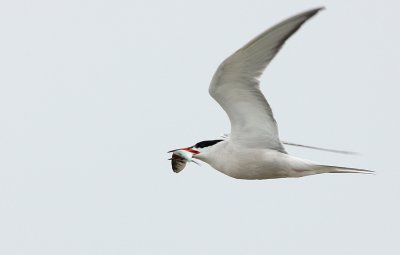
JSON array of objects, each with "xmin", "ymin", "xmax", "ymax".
[
  {"xmin": 168, "ymin": 139, "xmax": 225, "ymax": 173},
  {"xmin": 168, "ymin": 139, "xmax": 224, "ymax": 158}
]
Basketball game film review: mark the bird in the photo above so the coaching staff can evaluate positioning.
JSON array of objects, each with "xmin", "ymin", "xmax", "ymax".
[{"xmin": 168, "ymin": 7, "xmax": 372, "ymax": 179}]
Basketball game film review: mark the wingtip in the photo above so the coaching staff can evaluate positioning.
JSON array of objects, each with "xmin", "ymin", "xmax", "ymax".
[
  {"xmin": 282, "ymin": 141, "xmax": 358, "ymax": 155},
  {"xmin": 306, "ymin": 6, "xmax": 326, "ymax": 16},
  {"xmin": 311, "ymin": 6, "xmax": 326, "ymax": 12}
]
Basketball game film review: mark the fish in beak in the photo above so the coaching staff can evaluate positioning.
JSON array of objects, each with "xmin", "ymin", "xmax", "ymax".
[{"xmin": 168, "ymin": 148, "xmax": 200, "ymax": 173}]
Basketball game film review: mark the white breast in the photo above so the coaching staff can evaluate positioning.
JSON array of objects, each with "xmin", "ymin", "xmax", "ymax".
[{"xmin": 196, "ymin": 143, "xmax": 315, "ymax": 180}]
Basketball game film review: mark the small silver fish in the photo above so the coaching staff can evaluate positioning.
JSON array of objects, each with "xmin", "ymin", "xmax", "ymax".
[{"xmin": 168, "ymin": 150, "xmax": 199, "ymax": 173}]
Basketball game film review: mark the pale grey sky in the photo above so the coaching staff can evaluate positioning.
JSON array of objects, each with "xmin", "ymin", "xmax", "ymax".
[{"xmin": 0, "ymin": 0, "xmax": 399, "ymax": 254}]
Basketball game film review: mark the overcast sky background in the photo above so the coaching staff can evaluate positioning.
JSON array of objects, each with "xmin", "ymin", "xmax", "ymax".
[{"xmin": 0, "ymin": 0, "xmax": 399, "ymax": 254}]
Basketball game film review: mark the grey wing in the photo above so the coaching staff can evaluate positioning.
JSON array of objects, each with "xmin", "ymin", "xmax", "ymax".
[{"xmin": 209, "ymin": 8, "xmax": 323, "ymax": 152}]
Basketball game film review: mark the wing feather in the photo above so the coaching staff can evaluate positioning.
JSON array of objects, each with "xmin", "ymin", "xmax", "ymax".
[{"xmin": 209, "ymin": 8, "xmax": 323, "ymax": 151}]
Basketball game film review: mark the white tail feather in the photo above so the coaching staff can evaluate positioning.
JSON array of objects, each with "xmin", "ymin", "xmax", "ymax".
[{"xmin": 314, "ymin": 165, "xmax": 374, "ymax": 175}]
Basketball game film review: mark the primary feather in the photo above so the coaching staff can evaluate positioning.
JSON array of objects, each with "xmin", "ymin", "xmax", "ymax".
[{"xmin": 209, "ymin": 8, "xmax": 324, "ymax": 152}]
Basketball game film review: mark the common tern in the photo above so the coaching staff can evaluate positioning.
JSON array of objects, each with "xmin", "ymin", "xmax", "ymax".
[{"xmin": 169, "ymin": 7, "xmax": 372, "ymax": 179}]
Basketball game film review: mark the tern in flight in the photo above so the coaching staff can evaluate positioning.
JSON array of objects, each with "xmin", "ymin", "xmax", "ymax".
[{"xmin": 168, "ymin": 7, "xmax": 372, "ymax": 179}]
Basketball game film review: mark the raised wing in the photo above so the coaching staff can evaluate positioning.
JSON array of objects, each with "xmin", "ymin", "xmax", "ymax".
[{"xmin": 209, "ymin": 8, "xmax": 323, "ymax": 152}]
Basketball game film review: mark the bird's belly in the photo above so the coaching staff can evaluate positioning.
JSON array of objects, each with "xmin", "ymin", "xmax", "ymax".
[{"xmin": 209, "ymin": 150, "xmax": 292, "ymax": 180}]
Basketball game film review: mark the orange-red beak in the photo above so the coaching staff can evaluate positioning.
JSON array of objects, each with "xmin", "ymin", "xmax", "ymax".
[{"xmin": 167, "ymin": 147, "xmax": 200, "ymax": 155}]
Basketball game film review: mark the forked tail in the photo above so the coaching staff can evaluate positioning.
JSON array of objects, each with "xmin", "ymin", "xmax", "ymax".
[{"xmin": 314, "ymin": 165, "xmax": 374, "ymax": 174}]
